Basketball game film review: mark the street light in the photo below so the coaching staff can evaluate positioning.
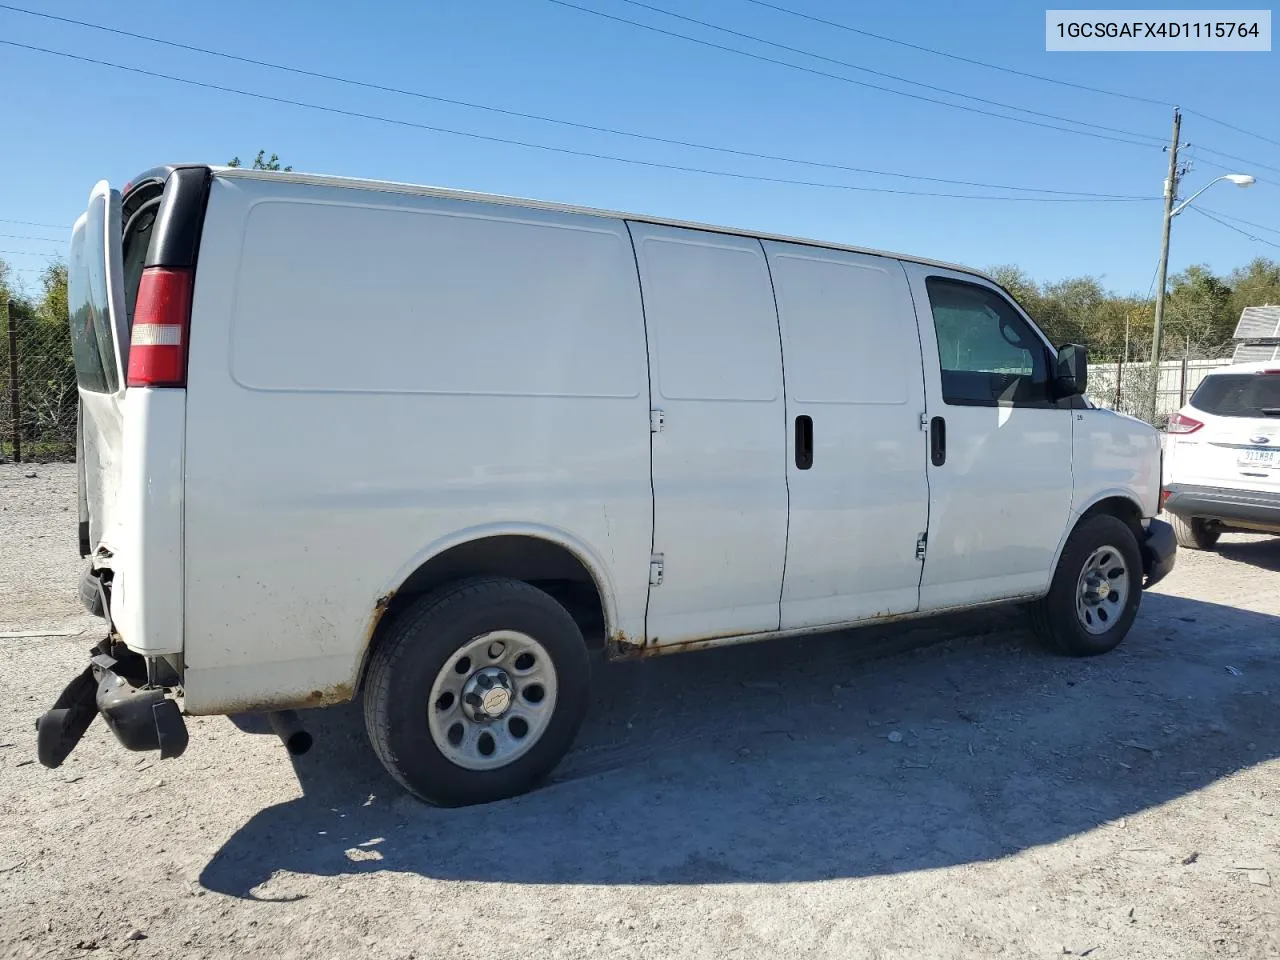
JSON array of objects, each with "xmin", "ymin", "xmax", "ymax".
[
  {"xmin": 1171, "ymin": 173, "xmax": 1256, "ymax": 216},
  {"xmin": 1148, "ymin": 171, "xmax": 1255, "ymax": 422}
]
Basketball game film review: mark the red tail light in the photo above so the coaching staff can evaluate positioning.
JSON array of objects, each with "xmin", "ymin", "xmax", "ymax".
[
  {"xmin": 127, "ymin": 267, "xmax": 193, "ymax": 387},
  {"xmin": 1166, "ymin": 412, "xmax": 1204, "ymax": 434}
]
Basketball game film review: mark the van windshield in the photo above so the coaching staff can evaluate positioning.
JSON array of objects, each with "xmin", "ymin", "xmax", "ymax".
[
  {"xmin": 1190, "ymin": 373, "xmax": 1280, "ymax": 418},
  {"xmin": 67, "ymin": 195, "xmax": 119, "ymax": 394}
]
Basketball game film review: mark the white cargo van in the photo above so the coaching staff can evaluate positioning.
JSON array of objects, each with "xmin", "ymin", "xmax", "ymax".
[{"xmin": 38, "ymin": 165, "xmax": 1175, "ymax": 806}]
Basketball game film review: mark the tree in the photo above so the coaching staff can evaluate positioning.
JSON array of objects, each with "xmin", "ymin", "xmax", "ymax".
[
  {"xmin": 25, "ymin": 261, "xmax": 76, "ymax": 455},
  {"xmin": 1163, "ymin": 264, "xmax": 1235, "ymax": 359},
  {"xmin": 1227, "ymin": 258, "xmax": 1280, "ymax": 320},
  {"xmin": 987, "ymin": 266, "xmax": 1145, "ymax": 360},
  {"xmin": 989, "ymin": 264, "xmax": 1041, "ymax": 310},
  {"xmin": 38, "ymin": 261, "xmax": 68, "ymax": 328},
  {"xmin": 227, "ymin": 149, "xmax": 293, "ymax": 172},
  {"xmin": 0, "ymin": 257, "xmax": 76, "ymax": 459}
]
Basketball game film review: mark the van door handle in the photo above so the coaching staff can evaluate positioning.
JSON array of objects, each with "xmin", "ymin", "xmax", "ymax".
[
  {"xmin": 930, "ymin": 416, "xmax": 946, "ymax": 467},
  {"xmin": 795, "ymin": 415, "xmax": 813, "ymax": 470}
]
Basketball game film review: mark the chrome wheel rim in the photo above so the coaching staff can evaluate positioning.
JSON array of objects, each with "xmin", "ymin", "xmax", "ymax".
[
  {"xmin": 427, "ymin": 631, "xmax": 558, "ymax": 771},
  {"xmin": 1075, "ymin": 545, "xmax": 1130, "ymax": 636}
]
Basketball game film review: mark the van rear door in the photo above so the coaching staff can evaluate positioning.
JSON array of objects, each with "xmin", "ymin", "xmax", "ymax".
[{"xmin": 67, "ymin": 180, "xmax": 129, "ymax": 560}]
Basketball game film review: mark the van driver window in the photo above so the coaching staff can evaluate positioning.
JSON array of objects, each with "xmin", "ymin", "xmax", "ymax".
[{"xmin": 925, "ymin": 277, "xmax": 1051, "ymax": 407}]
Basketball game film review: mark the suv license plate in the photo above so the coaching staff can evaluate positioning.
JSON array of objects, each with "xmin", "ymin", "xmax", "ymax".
[{"xmin": 1239, "ymin": 449, "xmax": 1277, "ymax": 467}]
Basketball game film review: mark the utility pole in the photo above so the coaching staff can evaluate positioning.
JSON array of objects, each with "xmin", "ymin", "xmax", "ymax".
[{"xmin": 1147, "ymin": 107, "xmax": 1182, "ymax": 424}]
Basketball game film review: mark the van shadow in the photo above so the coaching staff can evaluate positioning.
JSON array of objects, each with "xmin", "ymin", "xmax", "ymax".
[
  {"xmin": 201, "ymin": 593, "xmax": 1280, "ymax": 898},
  {"xmin": 1216, "ymin": 533, "xmax": 1280, "ymax": 572}
]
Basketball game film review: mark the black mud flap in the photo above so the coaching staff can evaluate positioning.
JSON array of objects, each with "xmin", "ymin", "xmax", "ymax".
[
  {"xmin": 96, "ymin": 668, "xmax": 189, "ymax": 760},
  {"xmin": 36, "ymin": 666, "xmax": 99, "ymax": 769}
]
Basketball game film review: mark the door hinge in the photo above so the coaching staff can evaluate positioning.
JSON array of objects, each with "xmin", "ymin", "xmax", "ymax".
[
  {"xmin": 919, "ymin": 412, "xmax": 929, "ymax": 430},
  {"xmin": 915, "ymin": 532, "xmax": 928, "ymax": 561},
  {"xmin": 649, "ymin": 555, "xmax": 665, "ymax": 586},
  {"xmin": 650, "ymin": 409, "xmax": 665, "ymax": 433}
]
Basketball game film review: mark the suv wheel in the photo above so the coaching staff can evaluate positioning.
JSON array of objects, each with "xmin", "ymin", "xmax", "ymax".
[{"xmin": 1169, "ymin": 514, "xmax": 1221, "ymax": 551}]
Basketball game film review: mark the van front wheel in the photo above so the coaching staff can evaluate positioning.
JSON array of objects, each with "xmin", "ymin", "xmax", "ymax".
[
  {"xmin": 1030, "ymin": 514, "xmax": 1143, "ymax": 657},
  {"xmin": 363, "ymin": 577, "xmax": 590, "ymax": 806}
]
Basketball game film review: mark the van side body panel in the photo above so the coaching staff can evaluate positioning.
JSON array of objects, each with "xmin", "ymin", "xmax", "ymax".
[
  {"xmin": 763, "ymin": 241, "xmax": 929, "ymax": 628},
  {"xmin": 627, "ymin": 223, "xmax": 789, "ymax": 647},
  {"xmin": 1070, "ymin": 408, "xmax": 1163, "ymax": 522},
  {"xmin": 180, "ymin": 176, "xmax": 653, "ymax": 715}
]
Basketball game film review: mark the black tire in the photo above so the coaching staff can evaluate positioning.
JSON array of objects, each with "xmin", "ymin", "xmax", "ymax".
[
  {"xmin": 1029, "ymin": 514, "xmax": 1143, "ymax": 657},
  {"xmin": 363, "ymin": 576, "xmax": 590, "ymax": 807},
  {"xmin": 1168, "ymin": 513, "xmax": 1221, "ymax": 551},
  {"xmin": 78, "ymin": 566, "xmax": 106, "ymax": 619}
]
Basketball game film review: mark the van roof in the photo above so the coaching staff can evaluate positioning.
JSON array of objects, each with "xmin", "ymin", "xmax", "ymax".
[{"xmin": 211, "ymin": 166, "xmax": 995, "ymax": 282}]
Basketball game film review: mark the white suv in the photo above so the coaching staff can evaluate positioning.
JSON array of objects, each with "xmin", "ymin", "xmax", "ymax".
[{"xmin": 1162, "ymin": 362, "xmax": 1280, "ymax": 548}]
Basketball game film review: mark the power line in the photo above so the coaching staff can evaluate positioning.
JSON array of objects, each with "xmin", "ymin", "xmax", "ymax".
[
  {"xmin": 0, "ymin": 232, "xmax": 64, "ymax": 242},
  {"xmin": 1182, "ymin": 109, "xmax": 1280, "ymax": 151},
  {"xmin": 541, "ymin": 0, "xmax": 1161, "ymax": 147},
  {"xmin": 0, "ymin": 217, "xmax": 65, "ymax": 229},
  {"xmin": 1145, "ymin": 257, "xmax": 1162, "ymax": 301},
  {"xmin": 739, "ymin": 0, "xmax": 1173, "ymax": 107},
  {"xmin": 9, "ymin": 0, "xmax": 1272, "ymax": 180},
  {"xmin": 607, "ymin": 0, "xmax": 1164, "ymax": 143},
  {"xmin": 0, "ymin": 249, "xmax": 60, "ymax": 256},
  {"xmin": 1186, "ymin": 151, "xmax": 1236, "ymax": 173},
  {"xmin": 1190, "ymin": 144, "xmax": 1280, "ymax": 177},
  {"xmin": 737, "ymin": 0, "xmax": 1280, "ymax": 152},
  {"xmin": 1197, "ymin": 207, "xmax": 1280, "ymax": 237},
  {"xmin": 1185, "ymin": 151, "xmax": 1271, "ymax": 188},
  {"xmin": 0, "ymin": 39, "xmax": 1160, "ymax": 204},
  {"xmin": 0, "ymin": 6, "xmax": 1152, "ymax": 199},
  {"xmin": 1191, "ymin": 206, "xmax": 1280, "ymax": 250}
]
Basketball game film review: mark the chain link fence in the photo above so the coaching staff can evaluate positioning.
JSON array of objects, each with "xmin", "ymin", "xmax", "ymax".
[
  {"xmin": 1086, "ymin": 357, "xmax": 1233, "ymax": 426},
  {"xmin": 1, "ymin": 294, "xmax": 78, "ymax": 463}
]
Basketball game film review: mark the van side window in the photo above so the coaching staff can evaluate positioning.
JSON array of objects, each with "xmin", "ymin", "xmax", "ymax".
[{"xmin": 924, "ymin": 277, "xmax": 1051, "ymax": 407}]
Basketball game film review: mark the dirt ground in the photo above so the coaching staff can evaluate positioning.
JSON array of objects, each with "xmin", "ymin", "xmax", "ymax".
[{"xmin": 1, "ymin": 463, "xmax": 1278, "ymax": 960}]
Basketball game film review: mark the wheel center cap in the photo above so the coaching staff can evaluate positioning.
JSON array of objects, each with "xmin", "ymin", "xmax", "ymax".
[
  {"xmin": 1082, "ymin": 573, "xmax": 1111, "ymax": 605},
  {"xmin": 462, "ymin": 667, "xmax": 515, "ymax": 720},
  {"xmin": 480, "ymin": 686, "xmax": 512, "ymax": 718}
]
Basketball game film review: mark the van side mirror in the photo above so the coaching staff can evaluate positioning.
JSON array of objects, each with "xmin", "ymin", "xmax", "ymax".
[{"xmin": 1054, "ymin": 344, "xmax": 1088, "ymax": 399}]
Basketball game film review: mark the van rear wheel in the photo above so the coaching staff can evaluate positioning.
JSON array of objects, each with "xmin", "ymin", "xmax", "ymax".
[
  {"xmin": 1029, "ymin": 514, "xmax": 1143, "ymax": 657},
  {"xmin": 1169, "ymin": 514, "xmax": 1221, "ymax": 550},
  {"xmin": 363, "ymin": 577, "xmax": 590, "ymax": 806}
]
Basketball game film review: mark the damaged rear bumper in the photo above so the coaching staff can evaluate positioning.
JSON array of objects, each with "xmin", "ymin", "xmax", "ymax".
[{"xmin": 36, "ymin": 641, "xmax": 188, "ymax": 769}]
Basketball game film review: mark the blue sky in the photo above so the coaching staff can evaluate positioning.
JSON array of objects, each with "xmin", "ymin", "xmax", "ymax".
[{"xmin": 1, "ymin": 0, "xmax": 1277, "ymax": 296}]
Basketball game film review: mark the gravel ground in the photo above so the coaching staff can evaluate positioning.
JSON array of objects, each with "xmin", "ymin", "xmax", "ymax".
[{"xmin": 2, "ymin": 463, "xmax": 1278, "ymax": 960}]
